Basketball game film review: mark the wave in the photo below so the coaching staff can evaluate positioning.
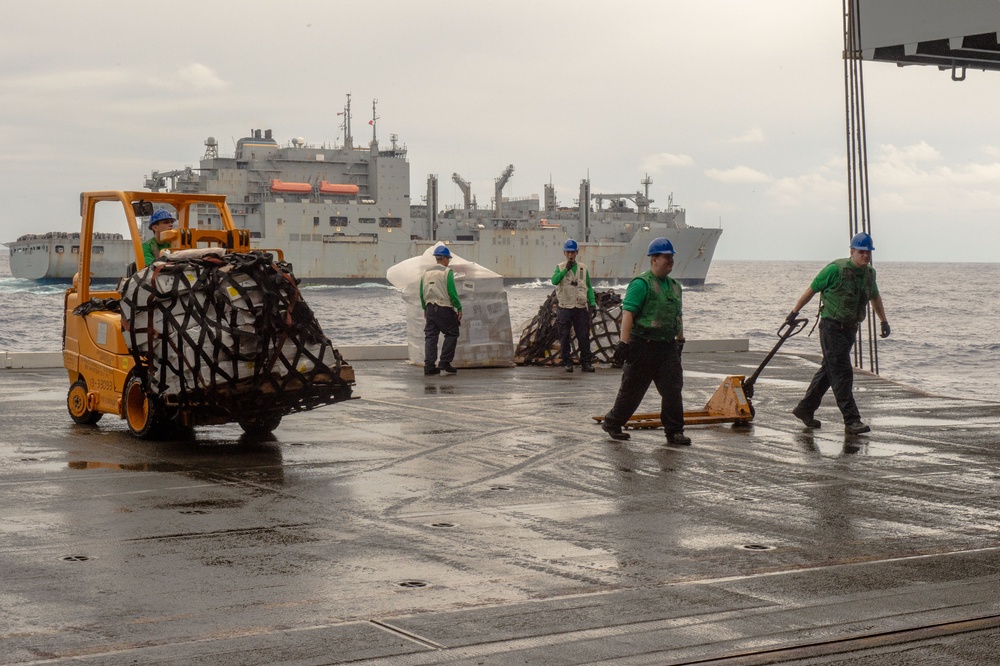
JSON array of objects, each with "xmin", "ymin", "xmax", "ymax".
[
  {"xmin": 0, "ymin": 278, "xmax": 71, "ymax": 295},
  {"xmin": 299, "ymin": 282, "xmax": 400, "ymax": 292}
]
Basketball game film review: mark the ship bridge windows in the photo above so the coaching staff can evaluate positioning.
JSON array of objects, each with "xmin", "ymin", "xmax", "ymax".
[
  {"xmin": 313, "ymin": 216, "xmax": 320, "ymax": 226},
  {"xmin": 329, "ymin": 216, "xmax": 348, "ymax": 226},
  {"xmin": 71, "ymin": 246, "xmax": 80, "ymax": 254},
  {"xmin": 359, "ymin": 217, "xmax": 375, "ymax": 224},
  {"xmin": 55, "ymin": 245, "xmax": 64, "ymax": 254},
  {"xmin": 379, "ymin": 217, "xmax": 402, "ymax": 228},
  {"xmin": 92, "ymin": 246, "xmax": 104, "ymax": 255}
]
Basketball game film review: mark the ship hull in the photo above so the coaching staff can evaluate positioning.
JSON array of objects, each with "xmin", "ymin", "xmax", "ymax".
[
  {"xmin": 256, "ymin": 221, "xmax": 720, "ymax": 284},
  {"xmin": 7, "ymin": 228, "xmax": 722, "ymax": 284},
  {"xmin": 6, "ymin": 237, "xmax": 133, "ymax": 280}
]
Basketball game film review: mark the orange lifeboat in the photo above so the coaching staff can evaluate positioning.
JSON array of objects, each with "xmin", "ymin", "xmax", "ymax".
[
  {"xmin": 270, "ymin": 179, "xmax": 313, "ymax": 194},
  {"xmin": 319, "ymin": 181, "xmax": 360, "ymax": 196}
]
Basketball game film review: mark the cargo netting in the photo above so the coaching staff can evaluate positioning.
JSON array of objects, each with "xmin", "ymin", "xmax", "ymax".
[
  {"xmin": 119, "ymin": 251, "xmax": 353, "ymax": 418},
  {"xmin": 514, "ymin": 290, "xmax": 622, "ymax": 366}
]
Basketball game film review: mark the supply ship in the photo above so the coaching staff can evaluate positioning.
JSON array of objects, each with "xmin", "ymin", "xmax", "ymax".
[{"xmin": 5, "ymin": 99, "xmax": 722, "ymax": 283}]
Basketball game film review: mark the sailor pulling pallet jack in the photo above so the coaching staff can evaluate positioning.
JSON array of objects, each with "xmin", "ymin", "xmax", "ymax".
[
  {"xmin": 601, "ymin": 237, "xmax": 691, "ymax": 445},
  {"xmin": 787, "ymin": 231, "xmax": 890, "ymax": 436}
]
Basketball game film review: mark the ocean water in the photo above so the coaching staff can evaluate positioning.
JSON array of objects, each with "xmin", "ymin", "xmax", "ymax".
[{"xmin": 1, "ymin": 250, "xmax": 997, "ymax": 402}]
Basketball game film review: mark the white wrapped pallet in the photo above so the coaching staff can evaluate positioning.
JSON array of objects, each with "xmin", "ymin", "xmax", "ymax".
[{"xmin": 386, "ymin": 244, "xmax": 514, "ymax": 368}]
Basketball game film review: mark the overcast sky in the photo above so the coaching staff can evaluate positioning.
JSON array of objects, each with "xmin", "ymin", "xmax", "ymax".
[{"xmin": 3, "ymin": 0, "xmax": 999, "ymax": 262}]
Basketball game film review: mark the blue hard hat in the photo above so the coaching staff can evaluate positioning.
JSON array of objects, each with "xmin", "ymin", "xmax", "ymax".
[
  {"xmin": 148, "ymin": 209, "xmax": 175, "ymax": 229},
  {"xmin": 850, "ymin": 232, "xmax": 874, "ymax": 251},
  {"xmin": 563, "ymin": 239, "xmax": 579, "ymax": 252},
  {"xmin": 647, "ymin": 237, "xmax": 675, "ymax": 256},
  {"xmin": 433, "ymin": 245, "xmax": 451, "ymax": 258}
]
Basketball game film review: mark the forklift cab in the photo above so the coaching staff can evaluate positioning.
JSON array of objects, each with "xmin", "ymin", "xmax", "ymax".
[{"xmin": 63, "ymin": 191, "xmax": 257, "ymax": 430}]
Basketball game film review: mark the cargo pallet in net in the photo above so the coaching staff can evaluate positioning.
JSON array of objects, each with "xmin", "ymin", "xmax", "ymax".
[
  {"xmin": 119, "ymin": 251, "xmax": 354, "ymax": 425},
  {"xmin": 514, "ymin": 290, "xmax": 623, "ymax": 366}
]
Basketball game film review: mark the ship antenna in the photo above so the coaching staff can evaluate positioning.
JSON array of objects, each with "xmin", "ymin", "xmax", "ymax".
[
  {"xmin": 340, "ymin": 93, "xmax": 353, "ymax": 150},
  {"xmin": 370, "ymin": 98, "xmax": 379, "ymax": 145}
]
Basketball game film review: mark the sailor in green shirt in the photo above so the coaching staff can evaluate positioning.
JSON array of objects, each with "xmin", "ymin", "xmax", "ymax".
[
  {"xmin": 786, "ymin": 232, "xmax": 890, "ymax": 435},
  {"xmin": 420, "ymin": 245, "xmax": 463, "ymax": 375},
  {"xmin": 142, "ymin": 209, "xmax": 175, "ymax": 266},
  {"xmin": 552, "ymin": 238, "xmax": 597, "ymax": 373},
  {"xmin": 602, "ymin": 237, "xmax": 690, "ymax": 446}
]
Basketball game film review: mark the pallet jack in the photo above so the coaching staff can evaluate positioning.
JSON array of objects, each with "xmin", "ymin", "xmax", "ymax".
[{"xmin": 593, "ymin": 317, "xmax": 808, "ymax": 430}]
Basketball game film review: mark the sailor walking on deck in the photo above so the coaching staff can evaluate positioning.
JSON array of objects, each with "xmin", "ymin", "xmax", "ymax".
[
  {"xmin": 601, "ymin": 238, "xmax": 690, "ymax": 445},
  {"xmin": 420, "ymin": 245, "xmax": 463, "ymax": 375},
  {"xmin": 552, "ymin": 239, "xmax": 597, "ymax": 373},
  {"xmin": 787, "ymin": 232, "xmax": 890, "ymax": 435}
]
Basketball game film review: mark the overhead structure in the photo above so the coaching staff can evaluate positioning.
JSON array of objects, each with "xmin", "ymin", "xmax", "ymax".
[
  {"xmin": 494, "ymin": 164, "xmax": 514, "ymax": 217},
  {"xmin": 843, "ymin": 1, "xmax": 879, "ymax": 373},
  {"xmin": 856, "ymin": 0, "xmax": 1000, "ymax": 80},
  {"xmin": 451, "ymin": 172, "xmax": 473, "ymax": 209}
]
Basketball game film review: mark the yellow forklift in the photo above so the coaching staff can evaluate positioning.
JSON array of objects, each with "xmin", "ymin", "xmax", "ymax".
[{"xmin": 64, "ymin": 191, "xmax": 355, "ymax": 438}]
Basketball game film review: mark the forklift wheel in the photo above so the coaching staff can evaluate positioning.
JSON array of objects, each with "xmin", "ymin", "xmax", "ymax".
[
  {"xmin": 68, "ymin": 380, "xmax": 103, "ymax": 425},
  {"xmin": 124, "ymin": 376, "xmax": 161, "ymax": 439},
  {"xmin": 238, "ymin": 412, "xmax": 283, "ymax": 435}
]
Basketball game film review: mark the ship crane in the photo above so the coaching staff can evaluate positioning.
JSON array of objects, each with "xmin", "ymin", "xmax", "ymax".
[
  {"xmin": 592, "ymin": 191, "xmax": 653, "ymax": 214},
  {"xmin": 494, "ymin": 164, "xmax": 514, "ymax": 217},
  {"xmin": 591, "ymin": 176, "xmax": 655, "ymax": 215},
  {"xmin": 144, "ymin": 167, "xmax": 196, "ymax": 193},
  {"xmin": 452, "ymin": 173, "xmax": 474, "ymax": 209}
]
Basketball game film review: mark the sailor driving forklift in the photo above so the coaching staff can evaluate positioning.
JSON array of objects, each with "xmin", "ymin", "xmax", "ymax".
[
  {"xmin": 143, "ymin": 209, "xmax": 175, "ymax": 265},
  {"xmin": 786, "ymin": 231, "xmax": 890, "ymax": 435}
]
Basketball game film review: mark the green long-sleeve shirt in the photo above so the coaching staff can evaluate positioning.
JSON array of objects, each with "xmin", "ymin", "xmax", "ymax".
[{"xmin": 142, "ymin": 237, "xmax": 171, "ymax": 266}]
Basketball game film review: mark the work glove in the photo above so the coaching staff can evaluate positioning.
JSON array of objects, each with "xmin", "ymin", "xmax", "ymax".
[
  {"xmin": 880, "ymin": 321, "xmax": 890, "ymax": 338},
  {"xmin": 589, "ymin": 304, "xmax": 597, "ymax": 318},
  {"xmin": 566, "ymin": 260, "xmax": 576, "ymax": 272},
  {"xmin": 611, "ymin": 340, "xmax": 629, "ymax": 368},
  {"xmin": 784, "ymin": 310, "xmax": 799, "ymax": 325}
]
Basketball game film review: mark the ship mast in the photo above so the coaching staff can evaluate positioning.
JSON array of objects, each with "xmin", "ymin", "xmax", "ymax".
[
  {"xmin": 340, "ymin": 94, "xmax": 353, "ymax": 150},
  {"xmin": 640, "ymin": 174, "xmax": 653, "ymax": 215},
  {"xmin": 370, "ymin": 99, "xmax": 379, "ymax": 145}
]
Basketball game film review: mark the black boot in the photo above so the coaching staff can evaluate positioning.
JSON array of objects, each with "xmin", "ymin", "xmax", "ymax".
[
  {"xmin": 601, "ymin": 421, "xmax": 630, "ymax": 441},
  {"xmin": 792, "ymin": 404, "xmax": 821, "ymax": 428},
  {"xmin": 666, "ymin": 431, "xmax": 691, "ymax": 446},
  {"xmin": 845, "ymin": 421, "xmax": 871, "ymax": 435}
]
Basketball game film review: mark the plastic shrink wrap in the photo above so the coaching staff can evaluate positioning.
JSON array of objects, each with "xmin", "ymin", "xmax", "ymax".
[{"xmin": 387, "ymin": 244, "xmax": 514, "ymax": 368}]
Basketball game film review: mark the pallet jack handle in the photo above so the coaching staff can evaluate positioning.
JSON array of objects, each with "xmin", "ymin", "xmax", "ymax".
[{"xmin": 743, "ymin": 317, "xmax": 808, "ymax": 399}]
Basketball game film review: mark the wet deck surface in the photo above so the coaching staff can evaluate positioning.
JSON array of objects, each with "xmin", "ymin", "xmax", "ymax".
[{"xmin": 2, "ymin": 352, "xmax": 1000, "ymax": 664}]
